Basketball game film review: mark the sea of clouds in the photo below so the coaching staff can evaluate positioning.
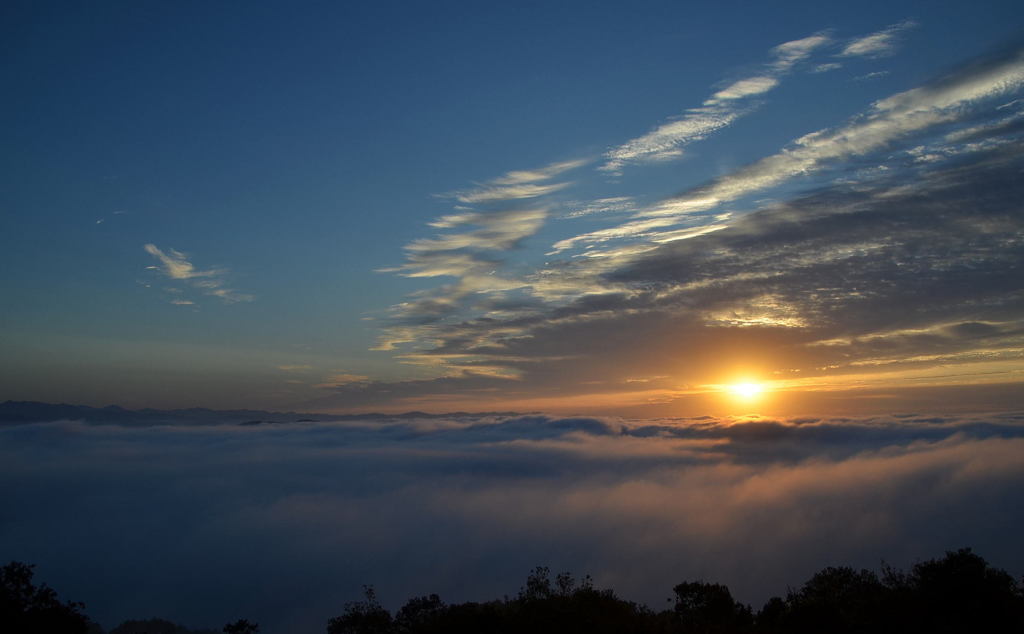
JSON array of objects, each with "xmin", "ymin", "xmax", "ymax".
[{"xmin": 2, "ymin": 411, "xmax": 1023, "ymax": 632}]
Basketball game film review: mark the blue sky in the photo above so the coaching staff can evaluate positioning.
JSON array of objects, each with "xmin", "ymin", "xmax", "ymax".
[{"xmin": 2, "ymin": 0, "xmax": 1023, "ymax": 413}]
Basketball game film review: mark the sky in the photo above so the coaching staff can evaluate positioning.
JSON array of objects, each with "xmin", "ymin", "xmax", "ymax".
[
  {"xmin": 3, "ymin": 0, "xmax": 1023, "ymax": 415},
  {"xmin": 2, "ymin": 2, "xmax": 1024, "ymax": 632}
]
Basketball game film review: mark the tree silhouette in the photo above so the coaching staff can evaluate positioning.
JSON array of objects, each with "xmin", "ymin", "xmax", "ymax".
[
  {"xmin": 672, "ymin": 580, "xmax": 753, "ymax": 634},
  {"xmin": 223, "ymin": 618, "xmax": 260, "ymax": 633},
  {"xmin": 0, "ymin": 561, "xmax": 92, "ymax": 634},
  {"xmin": 394, "ymin": 594, "xmax": 445, "ymax": 633},
  {"xmin": 885, "ymin": 548, "xmax": 1024, "ymax": 634},
  {"xmin": 781, "ymin": 566, "xmax": 887, "ymax": 634},
  {"xmin": 327, "ymin": 586, "xmax": 393, "ymax": 634},
  {"xmin": 7, "ymin": 546, "xmax": 1022, "ymax": 634},
  {"xmin": 519, "ymin": 566, "xmax": 554, "ymax": 601},
  {"xmin": 110, "ymin": 617, "xmax": 218, "ymax": 633},
  {"xmin": 754, "ymin": 596, "xmax": 787, "ymax": 633}
]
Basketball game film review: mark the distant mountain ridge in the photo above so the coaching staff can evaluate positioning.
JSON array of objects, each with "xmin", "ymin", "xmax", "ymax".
[{"xmin": 0, "ymin": 400, "xmax": 525, "ymax": 425}]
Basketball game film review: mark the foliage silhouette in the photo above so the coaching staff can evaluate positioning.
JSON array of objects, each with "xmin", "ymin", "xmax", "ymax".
[
  {"xmin": 223, "ymin": 618, "xmax": 260, "ymax": 633},
  {"xmin": 325, "ymin": 549, "xmax": 1024, "ymax": 634},
  {"xmin": 0, "ymin": 560, "xmax": 93, "ymax": 633},
  {"xmin": 393, "ymin": 593, "xmax": 445, "ymax": 633},
  {"xmin": 109, "ymin": 617, "xmax": 218, "ymax": 633},
  {"xmin": 884, "ymin": 547, "xmax": 1024, "ymax": 634},
  {"xmin": 778, "ymin": 566, "xmax": 888, "ymax": 634},
  {"xmin": 753, "ymin": 596, "xmax": 787, "ymax": 633},
  {"xmin": 327, "ymin": 586, "xmax": 394, "ymax": 634},
  {"xmin": 756, "ymin": 549, "xmax": 1024, "ymax": 634},
  {"xmin": 672, "ymin": 581, "xmax": 753, "ymax": 633},
  {"xmin": 4, "ymin": 548, "xmax": 1022, "ymax": 633}
]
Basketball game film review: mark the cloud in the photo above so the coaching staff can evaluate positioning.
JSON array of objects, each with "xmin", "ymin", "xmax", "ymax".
[
  {"xmin": 559, "ymin": 197, "xmax": 637, "ymax": 219},
  {"xmin": 451, "ymin": 182, "xmax": 572, "ymax": 205},
  {"xmin": 362, "ymin": 125, "xmax": 1024, "ymax": 409},
  {"xmin": 405, "ymin": 208, "xmax": 548, "ymax": 255},
  {"xmin": 144, "ymin": 244, "xmax": 221, "ymax": 281},
  {"xmin": 204, "ymin": 287, "xmax": 255, "ymax": 303},
  {"xmin": 378, "ymin": 158, "xmax": 592, "ymax": 338},
  {"xmin": 600, "ymin": 32, "xmax": 830, "ymax": 173},
  {"xmin": 840, "ymin": 20, "xmax": 916, "ymax": 58},
  {"xmin": 854, "ymin": 70, "xmax": 890, "ymax": 81},
  {"xmin": 95, "ymin": 210, "xmax": 128, "ymax": 225},
  {"xmin": 583, "ymin": 38, "xmax": 1020, "ymax": 259},
  {"xmin": 770, "ymin": 33, "xmax": 832, "ymax": 71},
  {"xmin": 489, "ymin": 158, "xmax": 591, "ymax": 186},
  {"xmin": 143, "ymin": 244, "xmax": 254, "ymax": 304},
  {"xmin": 813, "ymin": 62, "xmax": 842, "ymax": 73},
  {"xmin": 2, "ymin": 412, "xmax": 1022, "ymax": 632},
  {"xmin": 375, "ymin": 207, "xmax": 545, "ymax": 332},
  {"xmin": 600, "ymin": 107, "xmax": 741, "ymax": 173},
  {"xmin": 706, "ymin": 76, "xmax": 780, "ymax": 103},
  {"xmin": 314, "ymin": 373, "xmax": 370, "ymax": 388},
  {"xmin": 380, "ymin": 251, "xmax": 497, "ymax": 279},
  {"xmin": 547, "ymin": 214, "xmax": 728, "ymax": 253},
  {"xmin": 373, "ymin": 44, "xmax": 1024, "ymax": 407},
  {"xmin": 442, "ymin": 158, "xmax": 587, "ymax": 204},
  {"xmin": 635, "ymin": 47, "xmax": 1024, "ymax": 219}
]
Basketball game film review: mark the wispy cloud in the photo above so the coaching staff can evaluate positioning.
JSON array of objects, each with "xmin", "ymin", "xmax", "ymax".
[
  {"xmin": 813, "ymin": 62, "xmax": 842, "ymax": 73},
  {"xmin": 489, "ymin": 158, "xmax": 591, "ymax": 185},
  {"xmin": 705, "ymin": 76, "xmax": 780, "ymax": 104},
  {"xmin": 378, "ymin": 158, "xmax": 594, "ymax": 330},
  {"xmin": 600, "ymin": 108, "xmax": 741, "ymax": 173},
  {"xmin": 451, "ymin": 182, "xmax": 572, "ymax": 204},
  {"xmin": 144, "ymin": 244, "xmax": 222, "ymax": 280},
  {"xmin": 442, "ymin": 158, "xmax": 588, "ymax": 204},
  {"xmin": 143, "ymin": 244, "xmax": 253, "ymax": 304},
  {"xmin": 548, "ymin": 215, "xmax": 728, "ymax": 254},
  {"xmin": 314, "ymin": 373, "xmax": 370, "ymax": 388},
  {"xmin": 368, "ymin": 50, "xmax": 1024, "ymax": 401},
  {"xmin": 94, "ymin": 210, "xmax": 127, "ymax": 225},
  {"xmin": 559, "ymin": 197, "xmax": 637, "ymax": 219},
  {"xmin": 407, "ymin": 208, "xmax": 548, "ymax": 254},
  {"xmin": 854, "ymin": 70, "xmax": 891, "ymax": 81},
  {"xmin": 373, "ymin": 158, "xmax": 590, "ymax": 349},
  {"xmin": 387, "ymin": 160, "xmax": 590, "ymax": 284},
  {"xmin": 375, "ymin": 37, "xmax": 1024, "ymax": 399},
  {"xmin": 840, "ymin": 20, "xmax": 916, "ymax": 58},
  {"xmin": 379, "ymin": 207, "xmax": 548, "ymax": 332},
  {"xmin": 636, "ymin": 48, "xmax": 1024, "ymax": 219},
  {"xmin": 769, "ymin": 33, "xmax": 833, "ymax": 71},
  {"xmin": 600, "ymin": 33, "xmax": 830, "ymax": 174},
  {"xmin": 204, "ymin": 287, "xmax": 255, "ymax": 303}
]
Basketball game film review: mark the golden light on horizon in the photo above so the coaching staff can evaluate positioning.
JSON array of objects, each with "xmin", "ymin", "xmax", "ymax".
[{"xmin": 728, "ymin": 381, "xmax": 765, "ymax": 400}]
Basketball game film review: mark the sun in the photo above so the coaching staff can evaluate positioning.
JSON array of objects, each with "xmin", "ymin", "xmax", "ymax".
[{"xmin": 729, "ymin": 382, "xmax": 764, "ymax": 399}]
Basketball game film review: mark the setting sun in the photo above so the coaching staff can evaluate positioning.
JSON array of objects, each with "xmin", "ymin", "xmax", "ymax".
[{"xmin": 729, "ymin": 382, "xmax": 765, "ymax": 399}]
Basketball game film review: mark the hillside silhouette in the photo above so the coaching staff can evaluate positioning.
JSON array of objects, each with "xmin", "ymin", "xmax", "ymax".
[{"xmin": 3, "ymin": 549, "xmax": 1022, "ymax": 633}]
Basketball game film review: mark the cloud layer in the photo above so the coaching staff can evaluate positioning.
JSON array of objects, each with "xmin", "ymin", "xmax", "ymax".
[{"xmin": 2, "ymin": 411, "xmax": 1022, "ymax": 632}]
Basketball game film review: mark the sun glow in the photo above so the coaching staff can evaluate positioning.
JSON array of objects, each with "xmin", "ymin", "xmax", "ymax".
[{"xmin": 729, "ymin": 382, "xmax": 764, "ymax": 399}]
